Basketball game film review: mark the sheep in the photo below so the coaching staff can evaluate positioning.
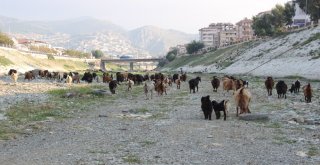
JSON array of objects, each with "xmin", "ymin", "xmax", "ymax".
[
  {"xmin": 201, "ymin": 95, "xmax": 213, "ymax": 120},
  {"xmin": 265, "ymin": 77, "xmax": 274, "ymax": 96},
  {"xmin": 212, "ymin": 100, "xmax": 229, "ymax": 120},
  {"xmin": 276, "ymin": 80, "xmax": 288, "ymax": 99},
  {"xmin": 189, "ymin": 77, "xmax": 201, "ymax": 93},
  {"xmin": 303, "ymin": 83, "xmax": 312, "ymax": 103},
  {"xmin": 211, "ymin": 76, "xmax": 220, "ymax": 92},
  {"xmin": 234, "ymin": 87, "xmax": 251, "ymax": 116}
]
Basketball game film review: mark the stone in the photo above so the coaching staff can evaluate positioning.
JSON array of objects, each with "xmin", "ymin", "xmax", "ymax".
[
  {"xmin": 238, "ymin": 113, "xmax": 269, "ymax": 121},
  {"xmin": 305, "ymin": 119, "xmax": 315, "ymax": 125}
]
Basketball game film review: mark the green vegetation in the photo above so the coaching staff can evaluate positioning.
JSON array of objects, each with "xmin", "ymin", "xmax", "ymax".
[
  {"xmin": 0, "ymin": 32, "xmax": 14, "ymax": 46},
  {"xmin": 29, "ymin": 45, "xmax": 58, "ymax": 54},
  {"xmin": 301, "ymin": 33, "xmax": 320, "ymax": 46},
  {"xmin": 91, "ymin": 50, "xmax": 104, "ymax": 59},
  {"xmin": 0, "ymin": 85, "xmax": 114, "ymax": 140},
  {"xmin": 140, "ymin": 140, "xmax": 156, "ymax": 147},
  {"xmin": 64, "ymin": 49, "xmax": 91, "ymax": 58},
  {"xmin": 47, "ymin": 54, "xmax": 55, "ymax": 60},
  {"xmin": 186, "ymin": 40, "xmax": 205, "ymax": 54},
  {"xmin": 308, "ymin": 146, "xmax": 319, "ymax": 156},
  {"xmin": 0, "ymin": 56, "xmax": 14, "ymax": 66},
  {"xmin": 122, "ymin": 154, "xmax": 141, "ymax": 164},
  {"xmin": 166, "ymin": 48, "xmax": 177, "ymax": 62},
  {"xmin": 252, "ymin": 2, "xmax": 294, "ymax": 36}
]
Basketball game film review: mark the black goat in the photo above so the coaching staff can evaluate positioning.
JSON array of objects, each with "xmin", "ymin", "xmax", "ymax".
[
  {"xmin": 189, "ymin": 77, "xmax": 201, "ymax": 93},
  {"xmin": 276, "ymin": 80, "xmax": 288, "ymax": 99},
  {"xmin": 212, "ymin": 100, "xmax": 228, "ymax": 120},
  {"xmin": 201, "ymin": 95, "xmax": 213, "ymax": 120}
]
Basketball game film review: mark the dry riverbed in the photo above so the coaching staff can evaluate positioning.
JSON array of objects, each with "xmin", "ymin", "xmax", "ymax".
[{"xmin": 0, "ymin": 73, "xmax": 319, "ymax": 165}]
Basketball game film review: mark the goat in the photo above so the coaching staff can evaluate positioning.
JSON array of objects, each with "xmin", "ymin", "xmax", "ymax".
[
  {"xmin": 303, "ymin": 83, "xmax": 312, "ymax": 103},
  {"xmin": 234, "ymin": 87, "xmax": 251, "ymax": 116},
  {"xmin": 276, "ymin": 80, "xmax": 288, "ymax": 99},
  {"xmin": 11, "ymin": 72, "xmax": 18, "ymax": 83},
  {"xmin": 201, "ymin": 95, "xmax": 213, "ymax": 120},
  {"xmin": 222, "ymin": 77, "xmax": 236, "ymax": 92},
  {"xmin": 189, "ymin": 77, "xmax": 201, "ymax": 93},
  {"xmin": 211, "ymin": 76, "xmax": 220, "ymax": 92},
  {"xmin": 144, "ymin": 81, "xmax": 154, "ymax": 99},
  {"xmin": 265, "ymin": 77, "xmax": 274, "ymax": 96},
  {"xmin": 66, "ymin": 75, "xmax": 73, "ymax": 84},
  {"xmin": 212, "ymin": 100, "xmax": 229, "ymax": 120},
  {"xmin": 127, "ymin": 79, "xmax": 134, "ymax": 91},
  {"xmin": 175, "ymin": 79, "xmax": 181, "ymax": 89}
]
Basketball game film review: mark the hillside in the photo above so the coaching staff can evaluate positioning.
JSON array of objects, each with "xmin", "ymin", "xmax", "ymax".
[
  {"xmin": 0, "ymin": 47, "xmax": 89, "ymax": 75},
  {"xmin": 0, "ymin": 16, "xmax": 196, "ymax": 57},
  {"xmin": 162, "ymin": 26, "xmax": 320, "ymax": 79}
]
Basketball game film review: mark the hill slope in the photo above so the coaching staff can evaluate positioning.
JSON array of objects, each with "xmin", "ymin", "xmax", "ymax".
[
  {"xmin": 162, "ymin": 26, "xmax": 320, "ymax": 79},
  {"xmin": 0, "ymin": 16, "xmax": 196, "ymax": 57}
]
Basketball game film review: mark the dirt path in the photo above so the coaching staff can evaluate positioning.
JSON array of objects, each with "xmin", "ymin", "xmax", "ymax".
[{"xmin": 0, "ymin": 74, "xmax": 319, "ymax": 165}]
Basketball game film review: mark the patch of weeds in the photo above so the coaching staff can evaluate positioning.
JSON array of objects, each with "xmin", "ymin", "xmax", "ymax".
[
  {"xmin": 307, "ymin": 146, "xmax": 319, "ymax": 156},
  {"xmin": 88, "ymin": 149, "xmax": 109, "ymax": 154},
  {"xmin": 301, "ymin": 33, "xmax": 320, "ymax": 46},
  {"xmin": 0, "ymin": 123, "xmax": 21, "ymax": 140},
  {"xmin": 0, "ymin": 56, "xmax": 14, "ymax": 66},
  {"xmin": 292, "ymin": 41, "xmax": 300, "ymax": 47},
  {"xmin": 273, "ymin": 136, "xmax": 297, "ymax": 145},
  {"xmin": 123, "ymin": 154, "xmax": 141, "ymax": 164},
  {"xmin": 63, "ymin": 64, "xmax": 75, "ymax": 70},
  {"xmin": 140, "ymin": 140, "xmax": 156, "ymax": 147},
  {"xmin": 150, "ymin": 112, "xmax": 166, "ymax": 119},
  {"xmin": 135, "ymin": 108, "xmax": 149, "ymax": 114},
  {"xmin": 266, "ymin": 122, "xmax": 282, "ymax": 128},
  {"xmin": 6, "ymin": 102, "xmax": 61, "ymax": 125}
]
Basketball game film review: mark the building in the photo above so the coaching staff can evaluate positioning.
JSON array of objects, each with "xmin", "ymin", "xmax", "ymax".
[
  {"xmin": 219, "ymin": 29, "xmax": 238, "ymax": 47},
  {"xmin": 292, "ymin": 1, "xmax": 311, "ymax": 27},
  {"xmin": 199, "ymin": 25, "xmax": 220, "ymax": 48},
  {"xmin": 236, "ymin": 18, "xmax": 255, "ymax": 42}
]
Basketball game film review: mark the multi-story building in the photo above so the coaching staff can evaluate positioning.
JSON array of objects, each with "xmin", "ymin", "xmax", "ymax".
[
  {"xmin": 199, "ymin": 19, "xmax": 255, "ymax": 48},
  {"xmin": 236, "ymin": 17, "xmax": 255, "ymax": 42}
]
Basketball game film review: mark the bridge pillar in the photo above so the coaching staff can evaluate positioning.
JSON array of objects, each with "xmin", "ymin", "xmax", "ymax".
[{"xmin": 130, "ymin": 62, "xmax": 134, "ymax": 71}]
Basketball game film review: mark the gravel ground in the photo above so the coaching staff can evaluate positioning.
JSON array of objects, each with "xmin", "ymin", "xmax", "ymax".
[{"xmin": 0, "ymin": 74, "xmax": 319, "ymax": 165}]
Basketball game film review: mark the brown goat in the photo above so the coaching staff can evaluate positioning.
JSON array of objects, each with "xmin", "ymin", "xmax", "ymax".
[
  {"xmin": 234, "ymin": 87, "xmax": 251, "ymax": 116},
  {"xmin": 265, "ymin": 77, "xmax": 274, "ymax": 96},
  {"xmin": 303, "ymin": 83, "xmax": 312, "ymax": 103},
  {"xmin": 175, "ymin": 79, "xmax": 181, "ymax": 89},
  {"xmin": 223, "ymin": 77, "xmax": 236, "ymax": 92}
]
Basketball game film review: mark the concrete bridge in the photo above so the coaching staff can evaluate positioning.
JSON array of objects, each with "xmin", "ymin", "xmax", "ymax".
[{"xmin": 100, "ymin": 58, "xmax": 162, "ymax": 71}]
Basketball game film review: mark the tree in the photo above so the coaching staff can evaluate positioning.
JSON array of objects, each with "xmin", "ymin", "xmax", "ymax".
[
  {"xmin": 186, "ymin": 40, "xmax": 204, "ymax": 54},
  {"xmin": 271, "ymin": 4, "xmax": 286, "ymax": 28},
  {"xmin": 0, "ymin": 32, "xmax": 14, "ymax": 47},
  {"xmin": 165, "ymin": 48, "xmax": 178, "ymax": 62},
  {"xmin": 252, "ymin": 14, "xmax": 275, "ymax": 36},
  {"xmin": 283, "ymin": 2, "xmax": 295, "ymax": 25},
  {"xmin": 296, "ymin": 0, "xmax": 320, "ymax": 24},
  {"xmin": 91, "ymin": 50, "xmax": 104, "ymax": 59}
]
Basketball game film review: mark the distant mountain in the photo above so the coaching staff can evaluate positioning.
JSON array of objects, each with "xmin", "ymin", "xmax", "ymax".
[
  {"xmin": 0, "ymin": 16, "xmax": 198, "ymax": 57},
  {"xmin": 128, "ymin": 26, "xmax": 197, "ymax": 55}
]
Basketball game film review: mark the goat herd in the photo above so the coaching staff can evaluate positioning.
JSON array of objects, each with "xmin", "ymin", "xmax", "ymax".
[{"xmin": 6, "ymin": 69, "xmax": 314, "ymax": 122}]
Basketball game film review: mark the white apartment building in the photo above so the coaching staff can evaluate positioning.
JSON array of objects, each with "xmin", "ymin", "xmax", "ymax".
[{"xmin": 199, "ymin": 20, "xmax": 254, "ymax": 48}]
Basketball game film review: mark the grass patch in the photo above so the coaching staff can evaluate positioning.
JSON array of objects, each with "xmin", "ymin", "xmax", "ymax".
[
  {"xmin": 88, "ymin": 149, "xmax": 109, "ymax": 154},
  {"xmin": 6, "ymin": 102, "xmax": 61, "ymax": 125},
  {"xmin": 140, "ymin": 140, "xmax": 156, "ymax": 147},
  {"xmin": 63, "ymin": 64, "xmax": 75, "ymax": 70},
  {"xmin": 266, "ymin": 122, "xmax": 282, "ymax": 128},
  {"xmin": 0, "ymin": 56, "xmax": 14, "ymax": 66},
  {"xmin": 307, "ymin": 146, "xmax": 319, "ymax": 156},
  {"xmin": 301, "ymin": 33, "xmax": 320, "ymax": 46},
  {"xmin": 292, "ymin": 41, "xmax": 300, "ymax": 47},
  {"xmin": 273, "ymin": 136, "xmax": 297, "ymax": 145},
  {"xmin": 123, "ymin": 154, "xmax": 141, "ymax": 164}
]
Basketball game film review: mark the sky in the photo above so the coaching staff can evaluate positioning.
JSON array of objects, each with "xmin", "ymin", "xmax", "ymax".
[{"xmin": 0, "ymin": 0, "xmax": 290, "ymax": 33}]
